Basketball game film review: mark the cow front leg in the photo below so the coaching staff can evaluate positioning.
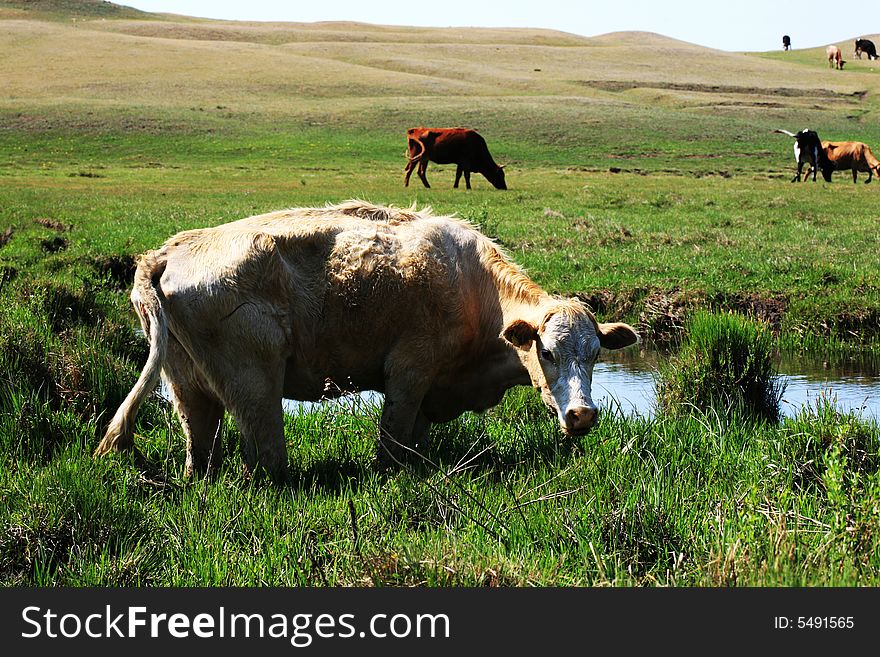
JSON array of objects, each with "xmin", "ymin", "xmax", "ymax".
[
  {"xmin": 417, "ymin": 159, "xmax": 431, "ymax": 188},
  {"xmin": 852, "ymin": 169, "xmax": 858, "ymax": 183},
  {"xmin": 376, "ymin": 363, "xmax": 432, "ymax": 467},
  {"xmin": 412, "ymin": 409, "xmax": 432, "ymax": 447},
  {"xmin": 230, "ymin": 399, "xmax": 287, "ymax": 483},
  {"xmin": 377, "ymin": 393, "xmax": 425, "ymax": 467}
]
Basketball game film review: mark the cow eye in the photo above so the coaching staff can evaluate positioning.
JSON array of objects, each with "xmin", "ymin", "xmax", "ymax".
[{"xmin": 539, "ymin": 348, "xmax": 555, "ymax": 363}]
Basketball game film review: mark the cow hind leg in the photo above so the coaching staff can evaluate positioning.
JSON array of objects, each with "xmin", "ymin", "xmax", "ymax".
[
  {"xmin": 454, "ymin": 165, "xmax": 463, "ymax": 188},
  {"xmin": 464, "ymin": 170, "xmax": 472, "ymax": 189},
  {"xmin": 417, "ymin": 159, "xmax": 431, "ymax": 188},
  {"xmin": 171, "ymin": 383, "xmax": 225, "ymax": 478},
  {"xmin": 403, "ymin": 159, "xmax": 417, "ymax": 187},
  {"xmin": 163, "ymin": 336, "xmax": 226, "ymax": 477}
]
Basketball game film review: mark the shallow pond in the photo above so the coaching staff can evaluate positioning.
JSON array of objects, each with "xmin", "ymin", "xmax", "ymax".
[
  {"xmin": 592, "ymin": 350, "xmax": 880, "ymax": 420},
  {"xmin": 283, "ymin": 350, "xmax": 880, "ymax": 422}
]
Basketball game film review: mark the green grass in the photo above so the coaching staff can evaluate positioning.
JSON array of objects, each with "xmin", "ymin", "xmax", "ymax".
[
  {"xmin": 656, "ymin": 312, "xmax": 785, "ymax": 421},
  {"xmin": 1, "ymin": 4, "xmax": 879, "ymax": 587}
]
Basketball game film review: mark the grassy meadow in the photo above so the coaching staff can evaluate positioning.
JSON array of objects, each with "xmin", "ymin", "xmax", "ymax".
[{"xmin": 0, "ymin": 1, "xmax": 879, "ymax": 586}]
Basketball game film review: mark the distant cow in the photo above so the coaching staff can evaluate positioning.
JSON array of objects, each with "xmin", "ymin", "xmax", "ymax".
[
  {"xmin": 95, "ymin": 201, "xmax": 637, "ymax": 480},
  {"xmin": 774, "ymin": 128, "xmax": 833, "ymax": 182},
  {"xmin": 404, "ymin": 127, "xmax": 507, "ymax": 190},
  {"xmin": 855, "ymin": 38, "xmax": 878, "ymax": 60},
  {"xmin": 782, "ymin": 35, "xmax": 791, "ymax": 51},
  {"xmin": 827, "ymin": 45, "xmax": 845, "ymax": 69},
  {"xmin": 804, "ymin": 141, "xmax": 880, "ymax": 183}
]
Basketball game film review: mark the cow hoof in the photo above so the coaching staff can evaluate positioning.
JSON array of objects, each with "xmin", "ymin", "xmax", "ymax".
[{"xmin": 375, "ymin": 441, "xmax": 409, "ymax": 470}]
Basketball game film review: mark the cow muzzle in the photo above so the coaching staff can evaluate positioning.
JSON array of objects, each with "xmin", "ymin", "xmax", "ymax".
[{"xmin": 563, "ymin": 405, "xmax": 598, "ymax": 435}]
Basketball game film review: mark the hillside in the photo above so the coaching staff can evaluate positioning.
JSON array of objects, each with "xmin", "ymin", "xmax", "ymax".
[
  {"xmin": 1, "ymin": 2, "xmax": 876, "ymax": 111},
  {"xmin": 0, "ymin": 0, "xmax": 150, "ymax": 19},
  {"xmin": 2, "ymin": 0, "xmax": 880, "ymax": 177}
]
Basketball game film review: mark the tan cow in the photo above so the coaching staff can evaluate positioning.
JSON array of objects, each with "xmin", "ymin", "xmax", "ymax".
[
  {"xmin": 827, "ymin": 44, "xmax": 846, "ymax": 69},
  {"xmin": 95, "ymin": 201, "xmax": 638, "ymax": 480},
  {"xmin": 823, "ymin": 140, "xmax": 880, "ymax": 183},
  {"xmin": 802, "ymin": 140, "xmax": 880, "ymax": 183}
]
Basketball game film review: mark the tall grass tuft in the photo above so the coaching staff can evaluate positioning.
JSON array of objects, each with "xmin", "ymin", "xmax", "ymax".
[{"xmin": 656, "ymin": 311, "xmax": 786, "ymax": 422}]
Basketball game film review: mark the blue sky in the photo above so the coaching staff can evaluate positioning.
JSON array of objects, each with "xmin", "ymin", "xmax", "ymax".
[{"xmin": 118, "ymin": 1, "xmax": 880, "ymax": 52}]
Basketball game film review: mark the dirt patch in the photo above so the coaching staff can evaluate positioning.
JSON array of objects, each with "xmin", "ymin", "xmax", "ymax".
[
  {"xmin": 581, "ymin": 79, "xmax": 866, "ymax": 101},
  {"xmin": 638, "ymin": 288, "xmax": 695, "ymax": 344},
  {"xmin": 0, "ymin": 227, "xmax": 13, "ymax": 248},
  {"xmin": 0, "ymin": 266, "xmax": 17, "ymax": 292},
  {"xmin": 34, "ymin": 218, "xmax": 72, "ymax": 232},
  {"xmin": 605, "ymin": 166, "xmax": 731, "ymax": 178},
  {"xmin": 578, "ymin": 288, "xmax": 792, "ymax": 345},
  {"xmin": 714, "ymin": 292, "xmax": 789, "ymax": 330},
  {"xmin": 67, "ymin": 171, "xmax": 105, "ymax": 179},
  {"xmin": 40, "ymin": 236, "xmax": 68, "ymax": 253},
  {"xmin": 92, "ymin": 254, "xmax": 136, "ymax": 291},
  {"xmin": 829, "ymin": 308, "xmax": 880, "ymax": 340},
  {"xmin": 577, "ymin": 288, "xmax": 645, "ymax": 323}
]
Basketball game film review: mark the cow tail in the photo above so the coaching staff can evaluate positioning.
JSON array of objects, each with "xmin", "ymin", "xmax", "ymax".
[
  {"xmin": 94, "ymin": 254, "xmax": 168, "ymax": 458},
  {"xmin": 407, "ymin": 137, "xmax": 426, "ymax": 162}
]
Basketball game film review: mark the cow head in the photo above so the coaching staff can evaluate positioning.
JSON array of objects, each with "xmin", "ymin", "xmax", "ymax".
[
  {"xmin": 488, "ymin": 165, "xmax": 507, "ymax": 190},
  {"xmin": 502, "ymin": 304, "xmax": 638, "ymax": 435}
]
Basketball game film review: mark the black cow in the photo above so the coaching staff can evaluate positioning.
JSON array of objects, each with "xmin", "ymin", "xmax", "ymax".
[
  {"xmin": 782, "ymin": 35, "xmax": 791, "ymax": 51},
  {"xmin": 855, "ymin": 38, "xmax": 878, "ymax": 60}
]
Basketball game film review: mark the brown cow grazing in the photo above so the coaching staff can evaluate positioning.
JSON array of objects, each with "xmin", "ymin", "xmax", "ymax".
[
  {"xmin": 827, "ymin": 45, "xmax": 845, "ymax": 69},
  {"xmin": 95, "ymin": 201, "xmax": 637, "ymax": 480},
  {"xmin": 404, "ymin": 127, "xmax": 507, "ymax": 190},
  {"xmin": 805, "ymin": 140, "xmax": 880, "ymax": 183}
]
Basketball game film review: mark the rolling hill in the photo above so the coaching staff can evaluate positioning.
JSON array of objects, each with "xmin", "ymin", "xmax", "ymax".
[{"xmin": 1, "ymin": 0, "xmax": 879, "ymax": 173}]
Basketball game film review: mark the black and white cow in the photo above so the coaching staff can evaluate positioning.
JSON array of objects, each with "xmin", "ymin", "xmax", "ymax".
[
  {"xmin": 774, "ymin": 128, "xmax": 833, "ymax": 182},
  {"xmin": 855, "ymin": 38, "xmax": 878, "ymax": 60}
]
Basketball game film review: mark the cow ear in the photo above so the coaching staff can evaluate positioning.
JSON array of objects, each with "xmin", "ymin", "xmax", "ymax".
[
  {"xmin": 598, "ymin": 322, "xmax": 639, "ymax": 350},
  {"xmin": 502, "ymin": 319, "xmax": 538, "ymax": 349}
]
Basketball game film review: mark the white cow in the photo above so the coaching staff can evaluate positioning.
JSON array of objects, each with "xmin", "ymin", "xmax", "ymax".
[{"xmin": 96, "ymin": 202, "xmax": 638, "ymax": 479}]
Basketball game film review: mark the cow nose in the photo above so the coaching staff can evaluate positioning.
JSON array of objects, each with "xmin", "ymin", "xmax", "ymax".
[{"xmin": 565, "ymin": 406, "xmax": 597, "ymax": 433}]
